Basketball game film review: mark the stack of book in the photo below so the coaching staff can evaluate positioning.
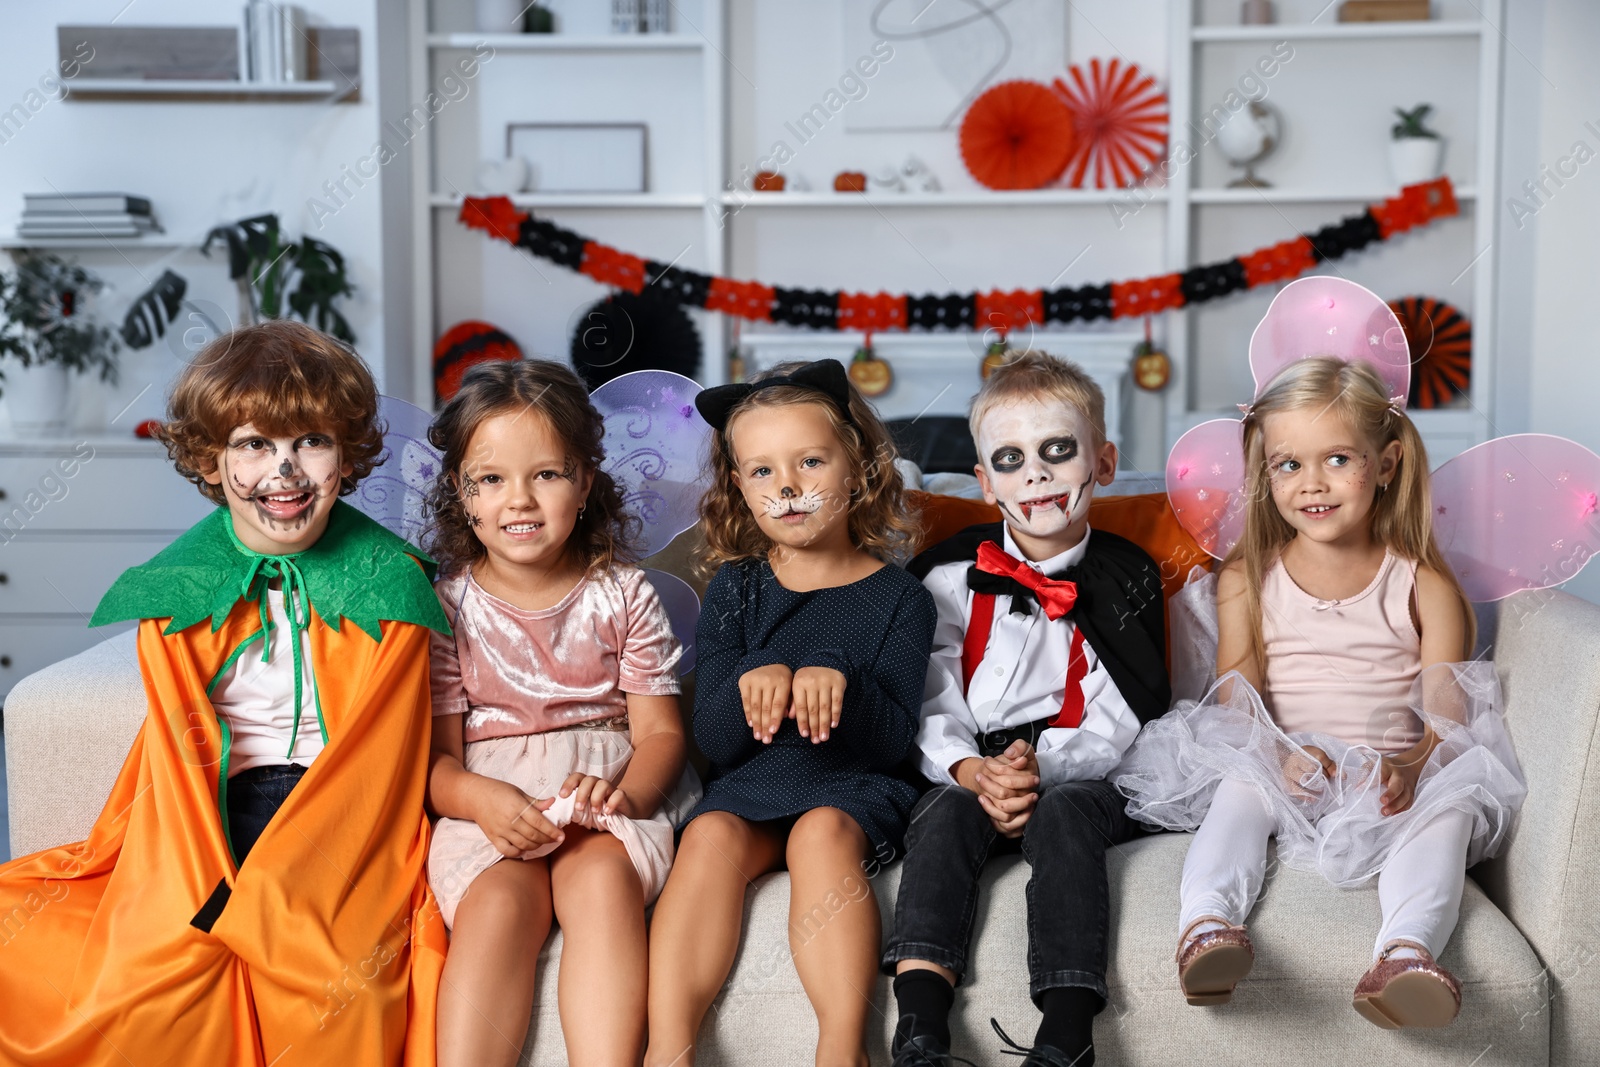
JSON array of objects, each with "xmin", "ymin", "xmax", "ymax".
[
  {"xmin": 242, "ymin": 1, "xmax": 310, "ymax": 83},
  {"xmin": 17, "ymin": 194, "xmax": 161, "ymax": 240}
]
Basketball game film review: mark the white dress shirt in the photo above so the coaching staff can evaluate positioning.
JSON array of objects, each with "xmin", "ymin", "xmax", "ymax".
[
  {"xmin": 211, "ymin": 587, "xmax": 325, "ymax": 776},
  {"xmin": 915, "ymin": 525, "xmax": 1142, "ymax": 789}
]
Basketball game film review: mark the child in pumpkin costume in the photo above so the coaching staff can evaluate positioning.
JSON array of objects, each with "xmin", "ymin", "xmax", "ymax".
[{"xmin": 0, "ymin": 321, "xmax": 450, "ymax": 1066}]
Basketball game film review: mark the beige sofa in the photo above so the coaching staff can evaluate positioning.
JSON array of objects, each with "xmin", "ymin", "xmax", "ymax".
[{"xmin": 6, "ymin": 581, "xmax": 1598, "ymax": 1066}]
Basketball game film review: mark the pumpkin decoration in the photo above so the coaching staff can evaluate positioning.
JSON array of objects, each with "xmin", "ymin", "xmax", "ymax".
[
  {"xmin": 753, "ymin": 171, "xmax": 786, "ymax": 192},
  {"xmin": 1132, "ymin": 339, "xmax": 1172, "ymax": 391},
  {"xmin": 834, "ymin": 171, "xmax": 868, "ymax": 193},
  {"xmin": 980, "ymin": 338, "xmax": 1010, "ymax": 380},
  {"xmin": 848, "ymin": 344, "xmax": 892, "ymax": 396},
  {"xmin": 1389, "ymin": 295, "xmax": 1471, "ymax": 409},
  {"xmin": 433, "ymin": 320, "xmax": 523, "ymax": 405},
  {"xmin": 959, "ymin": 80, "xmax": 1078, "ymax": 190}
]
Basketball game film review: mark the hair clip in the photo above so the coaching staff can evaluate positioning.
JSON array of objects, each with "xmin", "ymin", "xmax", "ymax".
[
  {"xmin": 1236, "ymin": 402, "xmax": 1256, "ymax": 419},
  {"xmin": 1387, "ymin": 394, "xmax": 1406, "ymax": 418}
]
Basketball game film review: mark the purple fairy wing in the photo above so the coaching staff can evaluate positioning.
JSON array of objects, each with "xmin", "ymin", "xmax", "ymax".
[
  {"xmin": 352, "ymin": 395, "xmax": 442, "ymax": 548},
  {"xmin": 1430, "ymin": 434, "xmax": 1600, "ymax": 601},
  {"xmin": 1167, "ymin": 419, "xmax": 1249, "ymax": 561},
  {"xmin": 642, "ymin": 567, "xmax": 700, "ymax": 676},
  {"xmin": 591, "ymin": 370, "xmax": 712, "ymax": 559},
  {"xmin": 1248, "ymin": 276, "xmax": 1411, "ymax": 403}
]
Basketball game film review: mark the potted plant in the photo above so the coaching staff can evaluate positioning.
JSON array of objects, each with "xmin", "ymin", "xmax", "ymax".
[
  {"xmin": 1390, "ymin": 103, "xmax": 1444, "ymax": 187},
  {"xmin": 0, "ymin": 252, "xmax": 119, "ymax": 435},
  {"xmin": 204, "ymin": 213, "xmax": 357, "ymax": 344}
]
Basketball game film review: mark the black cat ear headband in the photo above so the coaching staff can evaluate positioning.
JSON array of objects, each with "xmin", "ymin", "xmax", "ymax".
[{"xmin": 693, "ymin": 359, "xmax": 855, "ymax": 432}]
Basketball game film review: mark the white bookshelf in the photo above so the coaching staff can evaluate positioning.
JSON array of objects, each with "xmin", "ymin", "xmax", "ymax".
[{"xmin": 427, "ymin": 32, "xmax": 705, "ymax": 51}]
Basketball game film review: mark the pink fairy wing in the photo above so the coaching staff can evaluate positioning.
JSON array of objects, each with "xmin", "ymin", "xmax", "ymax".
[
  {"xmin": 1167, "ymin": 419, "xmax": 1250, "ymax": 560},
  {"xmin": 1248, "ymin": 276, "xmax": 1411, "ymax": 402},
  {"xmin": 590, "ymin": 369, "xmax": 713, "ymax": 559},
  {"xmin": 1430, "ymin": 434, "xmax": 1600, "ymax": 601},
  {"xmin": 642, "ymin": 567, "xmax": 700, "ymax": 675}
]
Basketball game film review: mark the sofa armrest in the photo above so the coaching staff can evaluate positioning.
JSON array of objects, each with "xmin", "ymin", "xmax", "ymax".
[
  {"xmin": 4, "ymin": 629, "xmax": 146, "ymax": 859},
  {"xmin": 1476, "ymin": 589, "xmax": 1600, "ymax": 1067}
]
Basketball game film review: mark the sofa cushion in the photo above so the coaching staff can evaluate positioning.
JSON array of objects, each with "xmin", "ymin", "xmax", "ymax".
[{"xmin": 516, "ymin": 833, "xmax": 1545, "ymax": 1066}]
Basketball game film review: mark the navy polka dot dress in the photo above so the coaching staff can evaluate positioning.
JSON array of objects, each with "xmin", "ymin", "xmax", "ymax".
[{"xmin": 683, "ymin": 559, "xmax": 937, "ymax": 859}]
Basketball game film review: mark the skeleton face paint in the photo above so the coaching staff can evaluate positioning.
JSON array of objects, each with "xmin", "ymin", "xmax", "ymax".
[
  {"xmin": 207, "ymin": 423, "xmax": 350, "ymax": 555},
  {"xmin": 975, "ymin": 399, "xmax": 1098, "ymax": 548}
]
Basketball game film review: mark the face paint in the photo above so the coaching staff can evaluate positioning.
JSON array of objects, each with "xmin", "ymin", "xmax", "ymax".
[
  {"xmin": 210, "ymin": 423, "xmax": 348, "ymax": 554},
  {"xmin": 975, "ymin": 399, "xmax": 1098, "ymax": 543},
  {"xmin": 760, "ymin": 487, "xmax": 825, "ymax": 519}
]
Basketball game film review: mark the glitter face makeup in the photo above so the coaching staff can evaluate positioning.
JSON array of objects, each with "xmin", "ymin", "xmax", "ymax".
[
  {"xmin": 1260, "ymin": 407, "xmax": 1396, "ymax": 548},
  {"xmin": 458, "ymin": 410, "xmax": 591, "ymax": 575},
  {"xmin": 974, "ymin": 399, "xmax": 1107, "ymax": 556},
  {"xmin": 204, "ymin": 423, "xmax": 350, "ymax": 555}
]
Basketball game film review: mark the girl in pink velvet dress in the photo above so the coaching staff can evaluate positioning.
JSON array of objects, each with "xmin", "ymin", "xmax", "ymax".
[{"xmin": 422, "ymin": 360, "xmax": 696, "ymax": 1067}]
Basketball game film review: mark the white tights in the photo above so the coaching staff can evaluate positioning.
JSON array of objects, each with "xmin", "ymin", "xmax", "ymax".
[{"xmin": 1179, "ymin": 778, "xmax": 1474, "ymax": 960}]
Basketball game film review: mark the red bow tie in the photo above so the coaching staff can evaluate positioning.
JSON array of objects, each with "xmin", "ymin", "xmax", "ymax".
[{"xmin": 971, "ymin": 540, "xmax": 1079, "ymax": 621}]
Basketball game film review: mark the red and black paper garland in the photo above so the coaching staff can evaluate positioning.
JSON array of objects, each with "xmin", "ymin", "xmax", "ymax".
[{"xmin": 459, "ymin": 178, "xmax": 1459, "ymax": 334}]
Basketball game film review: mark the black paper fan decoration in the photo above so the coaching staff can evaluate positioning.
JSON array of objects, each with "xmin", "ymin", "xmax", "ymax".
[
  {"xmin": 570, "ymin": 290, "xmax": 702, "ymax": 391},
  {"xmin": 1390, "ymin": 296, "xmax": 1471, "ymax": 409}
]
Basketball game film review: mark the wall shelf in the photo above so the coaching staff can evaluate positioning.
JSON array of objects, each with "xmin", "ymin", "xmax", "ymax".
[
  {"xmin": 719, "ymin": 189, "xmax": 1167, "ymax": 208},
  {"xmin": 431, "ymin": 193, "xmax": 707, "ymax": 209},
  {"xmin": 1187, "ymin": 186, "xmax": 1478, "ymax": 204},
  {"xmin": 427, "ymin": 32, "xmax": 704, "ymax": 51},
  {"xmin": 1192, "ymin": 20, "xmax": 1483, "ymax": 41},
  {"xmin": 61, "ymin": 79, "xmax": 351, "ymax": 102},
  {"xmin": 0, "ymin": 236, "xmax": 188, "ymax": 250}
]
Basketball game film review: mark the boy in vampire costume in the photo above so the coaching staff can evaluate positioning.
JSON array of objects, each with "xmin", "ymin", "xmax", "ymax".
[
  {"xmin": 881, "ymin": 351, "xmax": 1169, "ymax": 1067},
  {"xmin": 0, "ymin": 322, "xmax": 450, "ymax": 1066}
]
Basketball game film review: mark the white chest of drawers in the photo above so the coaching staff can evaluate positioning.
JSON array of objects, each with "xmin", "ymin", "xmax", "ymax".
[{"xmin": 0, "ymin": 438, "xmax": 213, "ymax": 703}]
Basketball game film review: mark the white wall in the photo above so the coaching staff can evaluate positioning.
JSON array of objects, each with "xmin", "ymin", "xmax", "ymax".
[{"xmin": 0, "ymin": 0, "xmax": 391, "ymax": 431}]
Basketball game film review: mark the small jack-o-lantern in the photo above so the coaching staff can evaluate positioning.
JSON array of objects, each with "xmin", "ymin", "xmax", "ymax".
[
  {"xmin": 834, "ymin": 171, "xmax": 868, "ymax": 193},
  {"xmin": 848, "ymin": 345, "xmax": 892, "ymax": 396},
  {"xmin": 753, "ymin": 171, "xmax": 786, "ymax": 192},
  {"xmin": 1132, "ymin": 340, "xmax": 1171, "ymax": 391},
  {"xmin": 980, "ymin": 339, "xmax": 1010, "ymax": 380}
]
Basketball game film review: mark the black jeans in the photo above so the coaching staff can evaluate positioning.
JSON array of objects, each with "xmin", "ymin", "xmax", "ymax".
[
  {"xmin": 881, "ymin": 779, "xmax": 1141, "ymax": 1006},
  {"xmin": 226, "ymin": 764, "xmax": 308, "ymax": 864}
]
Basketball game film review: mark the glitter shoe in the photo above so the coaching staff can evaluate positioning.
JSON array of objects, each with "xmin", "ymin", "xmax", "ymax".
[
  {"xmin": 1176, "ymin": 916, "xmax": 1255, "ymax": 1006},
  {"xmin": 1352, "ymin": 940, "xmax": 1462, "ymax": 1029}
]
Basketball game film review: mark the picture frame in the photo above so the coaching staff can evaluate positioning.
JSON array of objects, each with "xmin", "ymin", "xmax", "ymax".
[{"xmin": 505, "ymin": 122, "xmax": 649, "ymax": 194}]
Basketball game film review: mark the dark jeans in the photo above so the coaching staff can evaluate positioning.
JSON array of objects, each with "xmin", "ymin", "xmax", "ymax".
[
  {"xmin": 881, "ymin": 779, "xmax": 1141, "ymax": 1006},
  {"xmin": 226, "ymin": 764, "xmax": 308, "ymax": 864}
]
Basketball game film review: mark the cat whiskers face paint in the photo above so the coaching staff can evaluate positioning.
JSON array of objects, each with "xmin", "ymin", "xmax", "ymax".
[
  {"xmin": 210, "ymin": 423, "xmax": 349, "ymax": 553},
  {"xmin": 975, "ymin": 399, "xmax": 1098, "ymax": 543},
  {"xmin": 761, "ymin": 488, "xmax": 825, "ymax": 520}
]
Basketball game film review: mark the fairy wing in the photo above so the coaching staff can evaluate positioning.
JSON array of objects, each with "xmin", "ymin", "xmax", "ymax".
[
  {"xmin": 1430, "ymin": 434, "xmax": 1600, "ymax": 601},
  {"xmin": 356, "ymin": 395, "xmax": 440, "ymax": 549},
  {"xmin": 1248, "ymin": 276, "xmax": 1411, "ymax": 401},
  {"xmin": 1166, "ymin": 418, "xmax": 1250, "ymax": 561}
]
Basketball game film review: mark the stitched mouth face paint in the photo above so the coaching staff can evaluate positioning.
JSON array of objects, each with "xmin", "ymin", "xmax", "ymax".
[
  {"xmin": 212, "ymin": 423, "xmax": 348, "ymax": 554},
  {"xmin": 975, "ymin": 399, "xmax": 1098, "ymax": 544}
]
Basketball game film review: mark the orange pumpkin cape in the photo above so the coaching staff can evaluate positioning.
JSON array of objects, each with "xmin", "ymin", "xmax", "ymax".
[{"xmin": 0, "ymin": 501, "xmax": 451, "ymax": 1067}]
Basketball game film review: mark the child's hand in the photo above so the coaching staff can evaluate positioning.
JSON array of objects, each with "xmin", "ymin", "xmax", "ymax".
[
  {"xmin": 740, "ymin": 663, "xmax": 793, "ymax": 744},
  {"xmin": 470, "ymin": 777, "xmax": 565, "ymax": 857},
  {"xmin": 1284, "ymin": 744, "xmax": 1337, "ymax": 798},
  {"xmin": 790, "ymin": 665, "xmax": 846, "ymax": 743},
  {"xmin": 975, "ymin": 740, "xmax": 1041, "ymax": 802},
  {"xmin": 558, "ymin": 772, "xmax": 632, "ymax": 820},
  {"xmin": 1378, "ymin": 752, "xmax": 1424, "ymax": 817},
  {"xmin": 978, "ymin": 790, "xmax": 1038, "ymax": 838}
]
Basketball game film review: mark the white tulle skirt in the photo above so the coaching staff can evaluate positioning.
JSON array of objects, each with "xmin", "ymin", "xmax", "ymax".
[{"xmin": 1114, "ymin": 571, "xmax": 1527, "ymax": 888}]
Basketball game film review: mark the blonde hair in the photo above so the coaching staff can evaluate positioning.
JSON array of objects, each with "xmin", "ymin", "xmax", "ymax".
[
  {"xmin": 1223, "ymin": 356, "xmax": 1474, "ymax": 672},
  {"xmin": 969, "ymin": 349, "xmax": 1107, "ymax": 449},
  {"xmin": 697, "ymin": 363, "xmax": 918, "ymax": 573}
]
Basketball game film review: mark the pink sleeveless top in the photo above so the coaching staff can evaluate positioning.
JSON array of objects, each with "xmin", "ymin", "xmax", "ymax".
[{"xmin": 1261, "ymin": 551, "xmax": 1423, "ymax": 753}]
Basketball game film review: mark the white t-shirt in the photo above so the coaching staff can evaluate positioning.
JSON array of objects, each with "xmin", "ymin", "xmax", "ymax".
[{"xmin": 211, "ymin": 587, "xmax": 324, "ymax": 776}]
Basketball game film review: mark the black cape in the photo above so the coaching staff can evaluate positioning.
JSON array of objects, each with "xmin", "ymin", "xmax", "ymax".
[{"xmin": 909, "ymin": 523, "xmax": 1172, "ymax": 725}]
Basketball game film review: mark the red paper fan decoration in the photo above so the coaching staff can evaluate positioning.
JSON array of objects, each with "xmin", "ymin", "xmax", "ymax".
[
  {"xmin": 1390, "ymin": 296, "xmax": 1472, "ymax": 409},
  {"xmin": 959, "ymin": 80, "xmax": 1078, "ymax": 191},
  {"xmin": 1052, "ymin": 58, "xmax": 1168, "ymax": 189}
]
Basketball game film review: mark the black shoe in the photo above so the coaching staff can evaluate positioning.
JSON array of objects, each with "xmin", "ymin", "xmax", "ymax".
[
  {"xmin": 891, "ymin": 1032, "xmax": 980, "ymax": 1067},
  {"xmin": 991, "ymin": 1018, "xmax": 1092, "ymax": 1067}
]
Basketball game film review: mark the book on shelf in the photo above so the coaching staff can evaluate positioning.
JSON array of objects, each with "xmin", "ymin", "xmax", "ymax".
[
  {"xmin": 19, "ymin": 214, "xmax": 160, "ymax": 232},
  {"xmin": 22, "ymin": 193, "xmax": 152, "ymax": 215}
]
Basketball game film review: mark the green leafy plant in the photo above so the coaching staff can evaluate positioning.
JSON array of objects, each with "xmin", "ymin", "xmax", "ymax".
[
  {"xmin": 1392, "ymin": 104, "xmax": 1440, "ymax": 141},
  {"xmin": 0, "ymin": 252, "xmax": 119, "ymax": 397},
  {"xmin": 203, "ymin": 213, "xmax": 356, "ymax": 343}
]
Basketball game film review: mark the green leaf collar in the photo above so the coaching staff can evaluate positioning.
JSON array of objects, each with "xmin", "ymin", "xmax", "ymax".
[{"xmin": 90, "ymin": 500, "xmax": 451, "ymax": 640}]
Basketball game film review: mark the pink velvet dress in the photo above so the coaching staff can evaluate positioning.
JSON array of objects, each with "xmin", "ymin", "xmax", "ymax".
[{"xmin": 426, "ymin": 564, "xmax": 699, "ymax": 928}]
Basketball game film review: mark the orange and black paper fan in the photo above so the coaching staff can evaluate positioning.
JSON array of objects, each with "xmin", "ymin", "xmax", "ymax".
[{"xmin": 1390, "ymin": 296, "xmax": 1471, "ymax": 409}]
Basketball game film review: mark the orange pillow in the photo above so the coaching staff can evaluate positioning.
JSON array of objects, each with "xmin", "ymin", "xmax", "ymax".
[{"xmin": 908, "ymin": 489, "xmax": 1211, "ymax": 604}]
